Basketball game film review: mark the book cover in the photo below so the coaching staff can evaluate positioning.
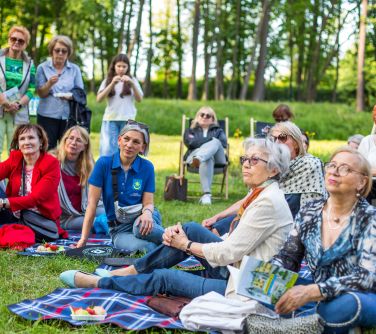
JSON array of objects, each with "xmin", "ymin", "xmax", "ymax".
[{"xmin": 233, "ymin": 255, "xmax": 298, "ymax": 305}]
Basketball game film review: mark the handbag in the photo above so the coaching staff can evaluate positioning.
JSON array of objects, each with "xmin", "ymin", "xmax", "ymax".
[
  {"xmin": 164, "ymin": 175, "xmax": 187, "ymax": 201},
  {"xmin": 19, "ymin": 160, "xmax": 59, "ymax": 242},
  {"xmin": 146, "ymin": 294, "xmax": 191, "ymax": 318}
]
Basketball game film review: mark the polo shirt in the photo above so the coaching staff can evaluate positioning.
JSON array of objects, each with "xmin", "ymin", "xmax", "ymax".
[
  {"xmin": 89, "ymin": 152, "xmax": 155, "ymax": 221},
  {"xmin": 36, "ymin": 59, "xmax": 84, "ymax": 119}
]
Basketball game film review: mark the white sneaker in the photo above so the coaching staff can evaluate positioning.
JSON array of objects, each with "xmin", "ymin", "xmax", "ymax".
[{"xmin": 199, "ymin": 194, "xmax": 212, "ymax": 205}]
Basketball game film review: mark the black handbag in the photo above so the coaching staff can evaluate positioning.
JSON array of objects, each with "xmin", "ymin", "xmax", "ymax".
[
  {"xmin": 164, "ymin": 175, "xmax": 187, "ymax": 201},
  {"xmin": 19, "ymin": 160, "xmax": 59, "ymax": 242}
]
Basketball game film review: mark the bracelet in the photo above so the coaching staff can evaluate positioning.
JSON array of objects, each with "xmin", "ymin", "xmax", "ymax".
[
  {"xmin": 142, "ymin": 208, "xmax": 153, "ymax": 215},
  {"xmin": 185, "ymin": 241, "xmax": 193, "ymax": 255}
]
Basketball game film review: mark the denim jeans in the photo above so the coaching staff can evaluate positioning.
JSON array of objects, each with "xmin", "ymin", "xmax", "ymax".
[
  {"xmin": 100, "ymin": 120, "xmax": 126, "ymax": 157},
  {"xmin": 110, "ymin": 208, "xmax": 164, "ymax": 253},
  {"xmin": 99, "ymin": 222, "xmax": 229, "ymax": 298},
  {"xmin": 212, "ymin": 214, "xmax": 236, "ymax": 236},
  {"xmin": 186, "ymin": 138, "xmax": 226, "ymax": 193}
]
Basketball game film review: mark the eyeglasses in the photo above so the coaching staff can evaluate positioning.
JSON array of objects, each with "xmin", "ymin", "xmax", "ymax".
[
  {"xmin": 9, "ymin": 37, "xmax": 25, "ymax": 45},
  {"xmin": 200, "ymin": 113, "xmax": 213, "ymax": 119},
  {"xmin": 324, "ymin": 162, "xmax": 365, "ymax": 177},
  {"xmin": 269, "ymin": 133, "xmax": 288, "ymax": 143},
  {"xmin": 240, "ymin": 155, "xmax": 268, "ymax": 166},
  {"xmin": 53, "ymin": 48, "xmax": 68, "ymax": 55},
  {"xmin": 126, "ymin": 119, "xmax": 149, "ymax": 130},
  {"xmin": 66, "ymin": 136, "xmax": 85, "ymax": 145}
]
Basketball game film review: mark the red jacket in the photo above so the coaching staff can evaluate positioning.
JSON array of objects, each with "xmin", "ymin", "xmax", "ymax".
[{"xmin": 0, "ymin": 150, "xmax": 67, "ymax": 238}]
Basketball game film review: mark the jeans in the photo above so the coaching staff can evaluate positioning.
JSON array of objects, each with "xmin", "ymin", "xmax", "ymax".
[
  {"xmin": 99, "ymin": 222, "xmax": 229, "ymax": 299},
  {"xmin": 186, "ymin": 138, "xmax": 226, "ymax": 194},
  {"xmin": 100, "ymin": 120, "xmax": 126, "ymax": 157},
  {"xmin": 0, "ymin": 112, "xmax": 14, "ymax": 157},
  {"xmin": 110, "ymin": 208, "xmax": 164, "ymax": 253},
  {"xmin": 212, "ymin": 214, "xmax": 236, "ymax": 236}
]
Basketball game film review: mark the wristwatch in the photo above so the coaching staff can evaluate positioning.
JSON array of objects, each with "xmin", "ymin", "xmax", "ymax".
[{"xmin": 185, "ymin": 241, "xmax": 193, "ymax": 255}]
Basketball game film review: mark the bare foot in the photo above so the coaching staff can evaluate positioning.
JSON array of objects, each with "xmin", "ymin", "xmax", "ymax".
[
  {"xmin": 75, "ymin": 272, "xmax": 100, "ymax": 288},
  {"xmin": 110, "ymin": 265, "xmax": 138, "ymax": 277}
]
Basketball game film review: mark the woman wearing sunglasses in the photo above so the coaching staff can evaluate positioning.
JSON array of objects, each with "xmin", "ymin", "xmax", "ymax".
[
  {"xmin": 263, "ymin": 147, "xmax": 376, "ymax": 333},
  {"xmin": 0, "ymin": 26, "xmax": 36, "ymax": 159},
  {"xmin": 60, "ymin": 138, "xmax": 294, "ymax": 302},
  {"xmin": 183, "ymin": 106, "xmax": 227, "ymax": 205},
  {"xmin": 75, "ymin": 121, "xmax": 164, "ymax": 253},
  {"xmin": 36, "ymin": 35, "xmax": 84, "ymax": 150}
]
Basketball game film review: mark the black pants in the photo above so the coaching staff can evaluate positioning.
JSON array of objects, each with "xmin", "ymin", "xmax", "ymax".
[{"xmin": 37, "ymin": 114, "xmax": 67, "ymax": 150}]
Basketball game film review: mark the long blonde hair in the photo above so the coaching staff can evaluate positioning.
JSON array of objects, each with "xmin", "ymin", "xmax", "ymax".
[
  {"xmin": 57, "ymin": 126, "xmax": 94, "ymax": 186},
  {"xmin": 190, "ymin": 106, "xmax": 218, "ymax": 129}
]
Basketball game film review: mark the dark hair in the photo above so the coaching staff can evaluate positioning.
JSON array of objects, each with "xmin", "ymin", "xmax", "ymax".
[
  {"xmin": 302, "ymin": 131, "xmax": 310, "ymax": 150},
  {"xmin": 106, "ymin": 54, "xmax": 132, "ymax": 98},
  {"xmin": 10, "ymin": 124, "xmax": 49, "ymax": 153},
  {"xmin": 272, "ymin": 104, "xmax": 294, "ymax": 122}
]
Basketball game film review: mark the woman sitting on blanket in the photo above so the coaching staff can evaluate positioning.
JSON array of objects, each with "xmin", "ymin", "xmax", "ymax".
[
  {"xmin": 60, "ymin": 138, "xmax": 294, "ymax": 300},
  {"xmin": 0, "ymin": 124, "xmax": 67, "ymax": 240},
  {"xmin": 75, "ymin": 120, "xmax": 164, "ymax": 252},
  {"xmin": 55, "ymin": 126, "xmax": 105, "ymax": 230},
  {"xmin": 263, "ymin": 147, "xmax": 376, "ymax": 333},
  {"xmin": 204, "ymin": 121, "xmax": 326, "ymax": 236}
]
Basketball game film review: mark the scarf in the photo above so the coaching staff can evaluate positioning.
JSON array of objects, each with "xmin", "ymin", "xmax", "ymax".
[{"xmin": 229, "ymin": 180, "xmax": 274, "ymax": 234}]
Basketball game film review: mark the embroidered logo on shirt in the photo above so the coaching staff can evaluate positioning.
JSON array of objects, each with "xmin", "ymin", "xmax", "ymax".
[{"xmin": 132, "ymin": 179, "xmax": 142, "ymax": 191}]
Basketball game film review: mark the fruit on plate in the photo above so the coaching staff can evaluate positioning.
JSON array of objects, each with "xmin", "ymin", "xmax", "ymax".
[
  {"xmin": 70, "ymin": 306, "xmax": 106, "ymax": 316},
  {"xmin": 36, "ymin": 243, "xmax": 62, "ymax": 252}
]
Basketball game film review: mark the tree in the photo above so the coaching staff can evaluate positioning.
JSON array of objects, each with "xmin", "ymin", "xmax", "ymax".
[
  {"xmin": 143, "ymin": 0, "xmax": 153, "ymax": 97},
  {"xmin": 187, "ymin": 0, "xmax": 200, "ymax": 100}
]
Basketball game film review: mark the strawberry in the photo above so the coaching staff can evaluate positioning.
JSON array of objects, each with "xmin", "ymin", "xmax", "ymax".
[
  {"xmin": 86, "ymin": 307, "xmax": 96, "ymax": 315},
  {"xmin": 44, "ymin": 243, "xmax": 51, "ymax": 248},
  {"xmin": 49, "ymin": 245, "xmax": 59, "ymax": 251}
]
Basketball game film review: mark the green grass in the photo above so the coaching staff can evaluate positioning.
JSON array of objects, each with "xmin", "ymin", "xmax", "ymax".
[
  {"xmin": 88, "ymin": 96, "xmax": 373, "ymax": 140},
  {"xmin": 2, "ymin": 133, "xmax": 376, "ymax": 333}
]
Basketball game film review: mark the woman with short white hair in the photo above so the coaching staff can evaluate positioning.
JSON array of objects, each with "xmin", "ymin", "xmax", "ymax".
[{"xmin": 60, "ymin": 138, "xmax": 294, "ymax": 300}]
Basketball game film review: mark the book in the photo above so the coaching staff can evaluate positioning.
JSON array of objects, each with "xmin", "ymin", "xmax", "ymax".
[
  {"xmin": 3, "ymin": 86, "xmax": 20, "ymax": 103},
  {"xmin": 228, "ymin": 255, "xmax": 298, "ymax": 306}
]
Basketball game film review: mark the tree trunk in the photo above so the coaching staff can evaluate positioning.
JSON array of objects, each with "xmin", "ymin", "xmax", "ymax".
[
  {"xmin": 201, "ymin": 0, "xmax": 211, "ymax": 100},
  {"xmin": 356, "ymin": 0, "xmax": 367, "ymax": 112},
  {"xmin": 187, "ymin": 0, "xmax": 201, "ymax": 100},
  {"xmin": 176, "ymin": 0, "xmax": 183, "ymax": 99},
  {"xmin": 239, "ymin": 1, "xmax": 265, "ymax": 100},
  {"xmin": 252, "ymin": 0, "xmax": 271, "ymax": 101},
  {"xmin": 143, "ymin": 0, "xmax": 153, "ymax": 97},
  {"xmin": 117, "ymin": 0, "xmax": 128, "ymax": 53},
  {"xmin": 37, "ymin": 24, "xmax": 47, "ymax": 65},
  {"xmin": 127, "ymin": 0, "xmax": 144, "ymax": 59},
  {"xmin": 296, "ymin": 14, "xmax": 306, "ymax": 101},
  {"xmin": 30, "ymin": 2, "xmax": 40, "ymax": 60},
  {"xmin": 125, "ymin": 0, "xmax": 134, "ymax": 54},
  {"xmin": 214, "ymin": 0, "xmax": 224, "ymax": 100}
]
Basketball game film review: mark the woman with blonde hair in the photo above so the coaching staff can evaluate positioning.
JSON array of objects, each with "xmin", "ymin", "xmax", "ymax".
[
  {"xmin": 56, "ymin": 126, "xmax": 104, "ymax": 230},
  {"xmin": 183, "ymin": 106, "xmax": 227, "ymax": 205}
]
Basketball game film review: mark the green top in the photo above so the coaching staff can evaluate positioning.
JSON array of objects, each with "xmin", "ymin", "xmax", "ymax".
[{"xmin": 4, "ymin": 57, "xmax": 35, "ymax": 100}]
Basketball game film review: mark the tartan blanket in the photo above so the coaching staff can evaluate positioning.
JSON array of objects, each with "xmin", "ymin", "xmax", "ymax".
[{"xmin": 8, "ymin": 287, "xmax": 185, "ymax": 330}]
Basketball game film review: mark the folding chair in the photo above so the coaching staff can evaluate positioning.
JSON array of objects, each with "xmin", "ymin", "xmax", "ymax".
[
  {"xmin": 178, "ymin": 115, "xmax": 229, "ymax": 199},
  {"xmin": 250, "ymin": 118, "xmax": 274, "ymax": 138}
]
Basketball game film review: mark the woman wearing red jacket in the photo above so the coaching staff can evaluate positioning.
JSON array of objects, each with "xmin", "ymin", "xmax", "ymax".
[{"xmin": 0, "ymin": 124, "xmax": 67, "ymax": 239}]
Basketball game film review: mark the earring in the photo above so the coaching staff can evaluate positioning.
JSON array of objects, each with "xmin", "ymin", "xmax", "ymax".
[{"xmin": 356, "ymin": 189, "xmax": 361, "ymax": 198}]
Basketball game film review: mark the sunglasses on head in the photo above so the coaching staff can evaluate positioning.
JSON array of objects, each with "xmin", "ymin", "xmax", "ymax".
[
  {"xmin": 53, "ymin": 48, "xmax": 68, "ymax": 55},
  {"xmin": 269, "ymin": 133, "xmax": 288, "ymax": 143},
  {"xmin": 126, "ymin": 119, "xmax": 149, "ymax": 130},
  {"xmin": 9, "ymin": 37, "xmax": 25, "ymax": 45},
  {"xmin": 200, "ymin": 113, "xmax": 213, "ymax": 119}
]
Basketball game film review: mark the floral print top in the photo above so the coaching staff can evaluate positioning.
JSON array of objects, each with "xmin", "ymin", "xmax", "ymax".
[{"xmin": 273, "ymin": 198, "xmax": 376, "ymax": 299}]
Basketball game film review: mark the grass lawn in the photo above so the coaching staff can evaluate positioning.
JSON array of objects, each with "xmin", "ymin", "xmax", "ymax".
[{"xmin": 1, "ymin": 134, "xmax": 375, "ymax": 333}]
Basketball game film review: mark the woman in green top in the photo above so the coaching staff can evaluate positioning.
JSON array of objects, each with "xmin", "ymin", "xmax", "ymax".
[{"xmin": 0, "ymin": 26, "xmax": 35, "ymax": 158}]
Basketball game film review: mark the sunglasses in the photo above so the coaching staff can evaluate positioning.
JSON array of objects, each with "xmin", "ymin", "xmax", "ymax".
[
  {"xmin": 126, "ymin": 119, "xmax": 149, "ymax": 130},
  {"xmin": 53, "ymin": 48, "xmax": 68, "ymax": 55},
  {"xmin": 9, "ymin": 37, "xmax": 25, "ymax": 45},
  {"xmin": 269, "ymin": 133, "xmax": 288, "ymax": 143},
  {"xmin": 200, "ymin": 113, "xmax": 213, "ymax": 119},
  {"xmin": 240, "ymin": 155, "xmax": 268, "ymax": 166}
]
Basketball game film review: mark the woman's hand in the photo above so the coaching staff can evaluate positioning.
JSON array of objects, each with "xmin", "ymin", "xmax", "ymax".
[
  {"xmin": 48, "ymin": 75, "xmax": 59, "ymax": 87},
  {"xmin": 136, "ymin": 211, "xmax": 153, "ymax": 236},
  {"xmin": 121, "ymin": 75, "xmax": 133, "ymax": 84},
  {"xmin": 275, "ymin": 284, "xmax": 322, "ymax": 314},
  {"xmin": 202, "ymin": 216, "xmax": 217, "ymax": 229},
  {"xmin": 111, "ymin": 75, "xmax": 123, "ymax": 85},
  {"xmin": 163, "ymin": 223, "xmax": 188, "ymax": 251},
  {"xmin": 76, "ymin": 238, "xmax": 87, "ymax": 248}
]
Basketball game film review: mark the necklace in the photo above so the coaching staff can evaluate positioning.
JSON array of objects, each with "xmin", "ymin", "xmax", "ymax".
[{"xmin": 325, "ymin": 201, "xmax": 357, "ymax": 230}]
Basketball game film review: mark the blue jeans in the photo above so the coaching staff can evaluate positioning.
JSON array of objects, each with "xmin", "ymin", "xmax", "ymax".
[
  {"xmin": 99, "ymin": 222, "xmax": 229, "ymax": 298},
  {"xmin": 100, "ymin": 120, "xmax": 126, "ymax": 157},
  {"xmin": 212, "ymin": 214, "xmax": 236, "ymax": 236},
  {"xmin": 110, "ymin": 208, "xmax": 164, "ymax": 253}
]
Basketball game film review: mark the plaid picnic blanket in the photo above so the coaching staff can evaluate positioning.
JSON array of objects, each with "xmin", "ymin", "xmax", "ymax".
[{"xmin": 8, "ymin": 287, "xmax": 185, "ymax": 330}]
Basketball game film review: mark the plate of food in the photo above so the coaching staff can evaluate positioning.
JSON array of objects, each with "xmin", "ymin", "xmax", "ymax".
[
  {"xmin": 35, "ymin": 243, "xmax": 65, "ymax": 253},
  {"xmin": 53, "ymin": 92, "xmax": 73, "ymax": 98},
  {"xmin": 70, "ymin": 306, "xmax": 107, "ymax": 321}
]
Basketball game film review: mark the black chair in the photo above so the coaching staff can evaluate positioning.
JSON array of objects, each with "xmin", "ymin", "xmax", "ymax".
[
  {"xmin": 178, "ymin": 115, "xmax": 229, "ymax": 199},
  {"xmin": 250, "ymin": 118, "xmax": 274, "ymax": 138}
]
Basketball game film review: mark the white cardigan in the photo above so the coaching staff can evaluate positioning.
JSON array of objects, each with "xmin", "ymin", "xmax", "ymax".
[{"xmin": 202, "ymin": 181, "xmax": 294, "ymax": 298}]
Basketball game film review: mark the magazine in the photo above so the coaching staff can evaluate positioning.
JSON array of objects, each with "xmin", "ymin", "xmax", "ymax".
[
  {"xmin": 228, "ymin": 255, "xmax": 298, "ymax": 305},
  {"xmin": 3, "ymin": 86, "xmax": 20, "ymax": 103}
]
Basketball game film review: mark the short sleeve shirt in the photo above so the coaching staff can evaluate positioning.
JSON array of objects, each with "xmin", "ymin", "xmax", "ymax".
[{"xmin": 88, "ymin": 152, "xmax": 155, "ymax": 221}]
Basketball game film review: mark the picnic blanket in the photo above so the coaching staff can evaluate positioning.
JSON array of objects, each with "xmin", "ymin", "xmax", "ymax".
[{"xmin": 8, "ymin": 287, "xmax": 185, "ymax": 330}]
